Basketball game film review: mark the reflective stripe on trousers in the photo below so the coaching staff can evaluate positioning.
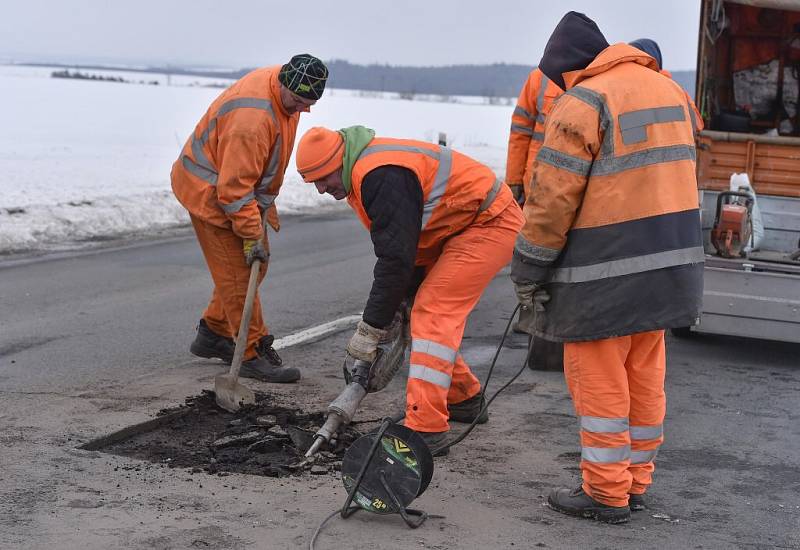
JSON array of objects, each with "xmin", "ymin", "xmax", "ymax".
[{"xmin": 580, "ymin": 416, "xmax": 663, "ymax": 464}]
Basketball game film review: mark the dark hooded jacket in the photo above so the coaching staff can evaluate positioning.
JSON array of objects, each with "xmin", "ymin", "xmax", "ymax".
[{"xmin": 538, "ymin": 11, "xmax": 609, "ymax": 91}]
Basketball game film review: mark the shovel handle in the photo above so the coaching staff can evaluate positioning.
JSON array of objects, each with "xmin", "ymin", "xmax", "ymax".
[{"xmin": 227, "ymin": 215, "xmax": 268, "ymax": 380}]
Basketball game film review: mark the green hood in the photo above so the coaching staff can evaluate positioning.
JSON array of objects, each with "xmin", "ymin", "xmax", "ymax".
[{"xmin": 337, "ymin": 125, "xmax": 375, "ymax": 193}]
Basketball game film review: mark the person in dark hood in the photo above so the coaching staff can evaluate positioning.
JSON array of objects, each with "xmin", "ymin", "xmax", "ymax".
[
  {"xmin": 537, "ymin": 11, "xmax": 610, "ymax": 90},
  {"xmin": 513, "ymin": 12, "xmax": 703, "ymax": 524}
]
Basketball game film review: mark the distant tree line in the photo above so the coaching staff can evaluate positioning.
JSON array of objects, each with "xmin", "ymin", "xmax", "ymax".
[
  {"xmin": 51, "ymin": 70, "xmax": 160, "ymax": 86},
  {"xmin": 39, "ymin": 62, "xmax": 695, "ymax": 98}
]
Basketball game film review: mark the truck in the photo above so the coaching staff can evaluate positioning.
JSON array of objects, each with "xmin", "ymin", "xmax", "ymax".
[{"xmin": 689, "ymin": 0, "xmax": 800, "ymax": 343}]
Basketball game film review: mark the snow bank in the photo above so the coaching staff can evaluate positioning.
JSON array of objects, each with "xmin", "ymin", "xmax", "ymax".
[{"xmin": 0, "ymin": 65, "xmax": 514, "ymax": 254}]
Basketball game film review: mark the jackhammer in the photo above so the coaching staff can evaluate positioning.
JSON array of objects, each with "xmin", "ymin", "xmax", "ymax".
[{"xmin": 305, "ymin": 308, "xmax": 411, "ymax": 458}]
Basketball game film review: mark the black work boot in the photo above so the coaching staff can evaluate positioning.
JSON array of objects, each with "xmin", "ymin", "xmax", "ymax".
[
  {"xmin": 239, "ymin": 357, "xmax": 301, "ymax": 383},
  {"xmin": 417, "ymin": 431, "xmax": 450, "ymax": 457},
  {"xmin": 255, "ymin": 334, "xmax": 283, "ymax": 366},
  {"xmin": 189, "ymin": 319, "xmax": 234, "ymax": 363},
  {"xmin": 448, "ymin": 393, "xmax": 489, "ymax": 424},
  {"xmin": 239, "ymin": 335, "xmax": 300, "ymax": 383},
  {"xmin": 547, "ymin": 486, "xmax": 631, "ymax": 524},
  {"xmin": 629, "ymin": 493, "xmax": 647, "ymax": 511}
]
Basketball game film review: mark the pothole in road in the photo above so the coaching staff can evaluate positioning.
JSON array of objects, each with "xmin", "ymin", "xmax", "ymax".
[{"xmin": 80, "ymin": 391, "xmax": 364, "ymax": 478}]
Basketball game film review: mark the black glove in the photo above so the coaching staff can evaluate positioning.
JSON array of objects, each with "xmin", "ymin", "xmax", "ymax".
[{"xmin": 509, "ymin": 184, "xmax": 525, "ymax": 206}]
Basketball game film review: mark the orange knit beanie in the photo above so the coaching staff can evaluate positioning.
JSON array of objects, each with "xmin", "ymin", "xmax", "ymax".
[{"xmin": 296, "ymin": 127, "xmax": 344, "ymax": 182}]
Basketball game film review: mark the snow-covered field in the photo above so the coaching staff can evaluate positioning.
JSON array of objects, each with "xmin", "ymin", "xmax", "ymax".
[{"xmin": 0, "ymin": 64, "xmax": 514, "ymax": 255}]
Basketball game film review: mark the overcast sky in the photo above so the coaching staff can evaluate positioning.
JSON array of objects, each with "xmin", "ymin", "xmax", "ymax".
[{"xmin": 0, "ymin": 0, "xmax": 701, "ymax": 70}]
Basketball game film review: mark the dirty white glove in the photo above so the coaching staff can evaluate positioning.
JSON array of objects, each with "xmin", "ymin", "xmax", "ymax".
[
  {"xmin": 514, "ymin": 283, "xmax": 550, "ymax": 313},
  {"xmin": 532, "ymin": 288, "xmax": 550, "ymax": 313},
  {"xmin": 347, "ymin": 320, "xmax": 387, "ymax": 362},
  {"xmin": 514, "ymin": 282, "xmax": 537, "ymax": 309}
]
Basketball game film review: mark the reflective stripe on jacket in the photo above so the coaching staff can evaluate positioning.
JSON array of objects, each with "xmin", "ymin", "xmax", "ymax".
[
  {"xmin": 506, "ymin": 68, "xmax": 564, "ymax": 195},
  {"xmin": 661, "ymin": 69, "xmax": 704, "ymax": 132},
  {"xmin": 348, "ymin": 137, "xmax": 513, "ymax": 265},
  {"xmin": 516, "ymin": 44, "xmax": 704, "ymax": 341},
  {"xmin": 170, "ymin": 66, "xmax": 299, "ymax": 239}
]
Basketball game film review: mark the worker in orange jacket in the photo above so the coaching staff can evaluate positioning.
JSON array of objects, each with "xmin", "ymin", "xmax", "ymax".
[
  {"xmin": 629, "ymin": 38, "xmax": 704, "ymax": 132},
  {"xmin": 295, "ymin": 126, "xmax": 524, "ymax": 455},
  {"xmin": 506, "ymin": 68, "xmax": 565, "ymax": 336},
  {"xmin": 506, "ymin": 68, "xmax": 564, "ymax": 204},
  {"xmin": 171, "ymin": 54, "xmax": 328, "ymax": 383},
  {"xmin": 511, "ymin": 13, "xmax": 703, "ymax": 523}
]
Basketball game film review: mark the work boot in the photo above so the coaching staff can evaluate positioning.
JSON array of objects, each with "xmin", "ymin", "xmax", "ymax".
[
  {"xmin": 547, "ymin": 486, "xmax": 631, "ymax": 524},
  {"xmin": 416, "ymin": 431, "xmax": 450, "ymax": 457},
  {"xmin": 189, "ymin": 319, "xmax": 234, "ymax": 363},
  {"xmin": 448, "ymin": 393, "xmax": 489, "ymax": 424},
  {"xmin": 629, "ymin": 493, "xmax": 647, "ymax": 511},
  {"xmin": 255, "ymin": 334, "xmax": 283, "ymax": 366},
  {"xmin": 239, "ymin": 357, "xmax": 300, "ymax": 383}
]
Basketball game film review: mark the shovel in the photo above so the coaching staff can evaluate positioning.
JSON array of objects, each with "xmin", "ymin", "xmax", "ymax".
[{"xmin": 214, "ymin": 221, "xmax": 267, "ymax": 412}]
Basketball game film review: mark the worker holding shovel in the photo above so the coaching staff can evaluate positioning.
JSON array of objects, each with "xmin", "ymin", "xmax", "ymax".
[{"xmin": 171, "ymin": 54, "xmax": 328, "ymax": 383}]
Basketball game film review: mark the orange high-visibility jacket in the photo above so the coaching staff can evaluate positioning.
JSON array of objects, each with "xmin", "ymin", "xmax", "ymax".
[
  {"xmin": 515, "ymin": 44, "xmax": 704, "ymax": 341},
  {"xmin": 171, "ymin": 66, "xmax": 298, "ymax": 240},
  {"xmin": 661, "ymin": 69, "xmax": 704, "ymax": 132},
  {"xmin": 348, "ymin": 138, "xmax": 513, "ymax": 265},
  {"xmin": 506, "ymin": 68, "xmax": 564, "ymax": 195}
]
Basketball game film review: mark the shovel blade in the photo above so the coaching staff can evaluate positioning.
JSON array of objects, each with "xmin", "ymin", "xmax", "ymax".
[{"xmin": 214, "ymin": 373, "xmax": 256, "ymax": 413}]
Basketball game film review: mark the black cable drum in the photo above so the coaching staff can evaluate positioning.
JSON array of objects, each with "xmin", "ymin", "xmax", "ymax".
[{"xmin": 341, "ymin": 423, "xmax": 434, "ymax": 514}]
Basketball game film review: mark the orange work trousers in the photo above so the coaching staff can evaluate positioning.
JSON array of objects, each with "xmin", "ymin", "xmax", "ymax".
[
  {"xmin": 563, "ymin": 330, "xmax": 666, "ymax": 507},
  {"xmin": 405, "ymin": 203, "xmax": 525, "ymax": 433},
  {"xmin": 190, "ymin": 215, "xmax": 269, "ymax": 360}
]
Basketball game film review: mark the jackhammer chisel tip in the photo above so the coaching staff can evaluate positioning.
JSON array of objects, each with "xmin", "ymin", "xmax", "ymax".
[{"xmin": 305, "ymin": 436, "xmax": 325, "ymax": 458}]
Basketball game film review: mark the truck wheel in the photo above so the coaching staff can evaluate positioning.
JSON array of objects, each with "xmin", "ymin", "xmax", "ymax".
[{"xmin": 670, "ymin": 327, "xmax": 694, "ymax": 338}]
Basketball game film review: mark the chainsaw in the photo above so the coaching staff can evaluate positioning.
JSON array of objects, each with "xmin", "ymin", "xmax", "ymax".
[{"xmin": 711, "ymin": 190, "xmax": 754, "ymax": 258}]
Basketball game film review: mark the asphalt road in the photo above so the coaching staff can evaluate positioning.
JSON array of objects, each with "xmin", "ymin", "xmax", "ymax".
[{"xmin": 1, "ymin": 212, "xmax": 798, "ymax": 549}]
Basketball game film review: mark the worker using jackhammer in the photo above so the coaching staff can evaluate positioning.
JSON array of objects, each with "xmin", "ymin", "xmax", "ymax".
[
  {"xmin": 295, "ymin": 126, "xmax": 524, "ymax": 455},
  {"xmin": 172, "ymin": 54, "xmax": 329, "ymax": 383},
  {"xmin": 506, "ymin": 67, "xmax": 564, "ymax": 335},
  {"xmin": 511, "ymin": 12, "xmax": 703, "ymax": 523}
]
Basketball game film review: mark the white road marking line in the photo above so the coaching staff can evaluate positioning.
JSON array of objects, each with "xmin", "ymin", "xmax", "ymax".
[{"xmin": 272, "ymin": 314, "xmax": 362, "ymax": 350}]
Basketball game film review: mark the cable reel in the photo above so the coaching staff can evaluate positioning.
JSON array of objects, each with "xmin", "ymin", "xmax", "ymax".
[{"xmin": 340, "ymin": 419, "xmax": 434, "ymax": 527}]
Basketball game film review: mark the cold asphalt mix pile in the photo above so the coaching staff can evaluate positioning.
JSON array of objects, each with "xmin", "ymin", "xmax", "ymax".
[
  {"xmin": 84, "ymin": 391, "xmax": 364, "ymax": 478},
  {"xmin": 1, "ymin": 214, "xmax": 798, "ymax": 549}
]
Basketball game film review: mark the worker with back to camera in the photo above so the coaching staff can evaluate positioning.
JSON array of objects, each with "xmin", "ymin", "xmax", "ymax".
[
  {"xmin": 511, "ymin": 12, "xmax": 704, "ymax": 523},
  {"xmin": 171, "ymin": 54, "xmax": 328, "ymax": 383},
  {"xmin": 295, "ymin": 125, "xmax": 524, "ymax": 455},
  {"xmin": 506, "ymin": 64, "xmax": 565, "ymax": 336}
]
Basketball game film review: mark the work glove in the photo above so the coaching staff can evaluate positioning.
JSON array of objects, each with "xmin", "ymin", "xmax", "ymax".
[
  {"xmin": 509, "ymin": 184, "xmax": 525, "ymax": 206},
  {"xmin": 243, "ymin": 239, "xmax": 268, "ymax": 266},
  {"xmin": 347, "ymin": 320, "xmax": 388, "ymax": 362},
  {"xmin": 514, "ymin": 282, "xmax": 550, "ymax": 313}
]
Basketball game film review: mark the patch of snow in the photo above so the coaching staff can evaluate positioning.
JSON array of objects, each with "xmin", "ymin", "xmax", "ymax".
[{"xmin": 0, "ymin": 65, "xmax": 514, "ymax": 254}]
